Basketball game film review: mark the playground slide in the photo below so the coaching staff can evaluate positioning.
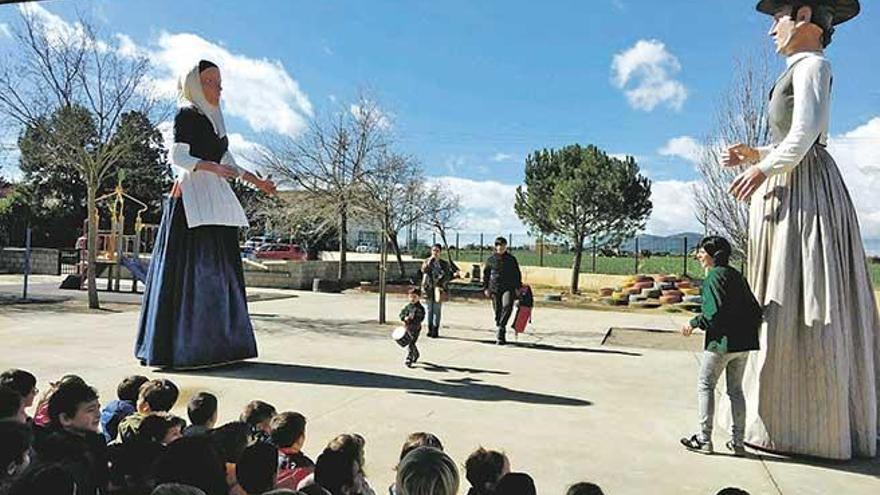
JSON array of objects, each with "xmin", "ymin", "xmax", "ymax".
[{"xmin": 120, "ymin": 256, "xmax": 149, "ymax": 283}]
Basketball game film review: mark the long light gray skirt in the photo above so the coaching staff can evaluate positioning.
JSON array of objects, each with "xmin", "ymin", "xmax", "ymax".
[{"xmin": 743, "ymin": 145, "xmax": 880, "ymax": 459}]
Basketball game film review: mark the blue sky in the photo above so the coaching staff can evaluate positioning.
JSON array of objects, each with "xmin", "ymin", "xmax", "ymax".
[{"xmin": 1, "ymin": 0, "xmax": 879, "ymax": 243}]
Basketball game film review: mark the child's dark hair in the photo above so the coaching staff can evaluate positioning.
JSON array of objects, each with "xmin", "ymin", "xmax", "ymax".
[
  {"xmin": 399, "ymin": 432, "xmax": 444, "ymax": 461},
  {"xmin": 496, "ymin": 473, "xmax": 536, "ymax": 495},
  {"xmin": 0, "ymin": 369, "xmax": 36, "ymax": 398},
  {"xmin": 716, "ymin": 489, "xmax": 750, "ymax": 495},
  {"xmin": 209, "ymin": 421, "xmax": 252, "ymax": 463},
  {"xmin": 154, "ymin": 435, "xmax": 228, "ymax": 495},
  {"xmin": 117, "ymin": 375, "xmax": 149, "ymax": 402},
  {"xmin": 269, "ymin": 411, "xmax": 307, "ymax": 448},
  {"xmin": 698, "ymin": 236, "xmax": 732, "ymax": 266},
  {"xmin": 48, "ymin": 380, "xmax": 99, "ymax": 425},
  {"xmin": 567, "ymin": 482, "xmax": 605, "ymax": 495},
  {"xmin": 187, "ymin": 392, "xmax": 218, "ymax": 426},
  {"xmin": 408, "ymin": 287, "xmax": 421, "ymax": 296},
  {"xmin": 139, "ymin": 379, "xmax": 180, "ymax": 412},
  {"xmin": 240, "ymin": 400, "xmax": 277, "ymax": 426},
  {"xmin": 432, "ymin": 243, "xmax": 442, "ymax": 250},
  {"xmin": 315, "ymin": 448, "xmax": 358, "ymax": 495},
  {"xmin": 138, "ymin": 413, "xmax": 186, "ymax": 444},
  {"xmin": 465, "ymin": 447, "xmax": 507, "ymax": 491},
  {"xmin": 0, "ymin": 386, "xmax": 22, "ymax": 420},
  {"xmin": 236, "ymin": 441, "xmax": 279, "ymax": 494}
]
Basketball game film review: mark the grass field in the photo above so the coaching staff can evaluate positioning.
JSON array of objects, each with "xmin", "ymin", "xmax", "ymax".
[{"xmin": 452, "ymin": 249, "xmax": 880, "ymax": 287}]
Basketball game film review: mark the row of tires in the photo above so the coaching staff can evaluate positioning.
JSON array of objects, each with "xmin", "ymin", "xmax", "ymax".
[{"xmin": 598, "ymin": 274, "xmax": 703, "ymax": 307}]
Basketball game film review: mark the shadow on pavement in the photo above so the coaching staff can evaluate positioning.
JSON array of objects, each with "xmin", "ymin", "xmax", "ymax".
[
  {"xmin": 162, "ymin": 361, "xmax": 591, "ymax": 407},
  {"xmin": 439, "ymin": 335, "xmax": 642, "ymax": 357}
]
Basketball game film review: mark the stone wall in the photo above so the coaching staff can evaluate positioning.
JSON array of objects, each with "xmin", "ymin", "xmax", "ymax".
[
  {"xmin": 244, "ymin": 260, "xmax": 423, "ymax": 290},
  {"xmin": 0, "ymin": 248, "xmax": 59, "ymax": 275},
  {"xmin": 519, "ymin": 266, "xmax": 630, "ymax": 293}
]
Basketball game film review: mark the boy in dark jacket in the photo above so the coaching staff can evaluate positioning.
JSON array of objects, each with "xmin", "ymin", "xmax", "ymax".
[
  {"xmin": 400, "ymin": 287, "xmax": 426, "ymax": 368},
  {"xmin": 680, "ymin": 236, "xmax": 762, "ymax": 457},
  {"xmin": 482, "ymin": 237, "xmax": 522, "ymax": 345}
]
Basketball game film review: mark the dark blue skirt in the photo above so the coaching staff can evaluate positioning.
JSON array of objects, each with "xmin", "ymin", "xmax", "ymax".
[{"xmin": 135, "ymin": 198, "xmax": 257, "ymax": 368}]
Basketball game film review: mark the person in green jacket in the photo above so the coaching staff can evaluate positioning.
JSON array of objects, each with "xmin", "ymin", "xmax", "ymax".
[{"xmin": 680, "ymin": 236, "xmax": 761, "ymax": 457}]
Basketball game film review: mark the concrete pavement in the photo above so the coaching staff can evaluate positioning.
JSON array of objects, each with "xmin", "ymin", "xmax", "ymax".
[{"xmin": 0, "ymin": 275, "xmax": 877, "ymax": 494}]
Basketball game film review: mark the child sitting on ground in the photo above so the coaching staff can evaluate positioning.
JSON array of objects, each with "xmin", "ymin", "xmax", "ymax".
[
  {"xmin": 184, "ymin": 392, "xmax": 218, "ymax": 437},
  {"xmin": 680, "ymin": 236, "xmax": 762, "ymax": 457},
  {"xmin": 100, "ymin": 374, "xmax": 148, "ymax": 442},
  {"xmin": 37, "ymin": 379, "xmax": 109, "ymax": 495},
  {"xmin": 240, "ymin": 400, "xmax": 277, "ymax": 444},
  {"xmin": 464, "ymin": 447, "xmax": 509, "ymax": 495},
  {"xmin": 390, "ymin": 432, "xmax": 445, "ymax": 495},
  {"xmin": 399, "ymin": 287, "xmax": 426, "ymax": 368},
  {"xmin": 271, "ymin": 412, "xmax": 314, "ymax": 490},
  {"xmin": 32, "ymin": 374, "xmax": 85, "ymax": 427},
  {"xmin": 117, "ymin": 378, "xmax": 180, "ymax": 443},
  {"xmin": 0, "ymin": 369, "xmax": 37, "ymax": 422},
  {"xmin": 138, "ymin": 412, "xmax": 187, "ymax": 445}
]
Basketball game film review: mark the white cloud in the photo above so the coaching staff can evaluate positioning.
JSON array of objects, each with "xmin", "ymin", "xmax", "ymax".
[
  {"xmin": 15, "ymin": 5, "xmax": 313, "ymax": 138},
  {"xmin": 158, "ymin": 119, "xmax": 267, "ymax": 175},
  {"xmin": 644, "ymin": 180, "xmax": 702, "ymax": 235},
  {"xmin": 227, "ymin": 132, "xmax": 268, "ymax": 171},
  {"xmin": 428, "ymin": 176, "xmax": 526, "ymax": 235},
  {"xmin": 350, "ymin": 103, "xmax": 392, "ymax": 130},
  {"xmin": 658, "ymin": 135, "xmax": 703, "ymax": 164},
  {"xmin": 611, "ymin": 39, "xmax": 687, "ymax": 112},
  {"xmin": 19, "ymin": 3, "xmax": 109, "ymax": 52},
  {"xmin": 829, "ymin": 117, "xmax": 880, "ymax": 237},
  {"xmin": 147, "ymin": 32, "xmax": 313, "ymax": 137},
  {"xmin": 491, "ymin": 152, "xmax": 513, "ymax": 162},
  {"xmin": 424, "ymin": 176, "xmax": 705, "ymax": 239}
]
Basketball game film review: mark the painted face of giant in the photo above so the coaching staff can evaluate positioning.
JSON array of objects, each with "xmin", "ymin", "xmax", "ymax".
[
  {"xmin": 200, "ymin": 67, "xmax": 222, "ymax": 106},
  {"xmin": 768, "ymin": 5, "xmax": 815, "ymax": 55}
]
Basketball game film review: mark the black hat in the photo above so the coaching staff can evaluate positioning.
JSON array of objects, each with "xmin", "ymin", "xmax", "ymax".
[{"xmin": 756, "ymin": 0, "xmax": 860, "ymax": 25}]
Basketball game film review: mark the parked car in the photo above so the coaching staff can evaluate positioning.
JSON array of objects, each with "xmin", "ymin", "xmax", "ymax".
[
  {"xmin": 240, "ymin": 246, "xmax": 257, "ymax": 261},
  {"xmin": 355, "ymin": 244, "xmax": 379, "ymax": 253},
  {"xmin": 255, "ymin": 243, "xmax": 307, "ymax": 261},
  {"xmin": 245, "ymin": 236, "xmax": 278, "ymax": 250}
]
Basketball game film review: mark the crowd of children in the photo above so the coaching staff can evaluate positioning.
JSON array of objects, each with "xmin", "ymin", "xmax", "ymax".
[{"xmin": 0, "ymin": 366, "xmax": 755, "ymax": 495}]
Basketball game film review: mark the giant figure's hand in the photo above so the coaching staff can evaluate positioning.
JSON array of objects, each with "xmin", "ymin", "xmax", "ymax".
[
  {"xmin": 729, "ymin": 166, "xmax": 767, "ymax": 202},
  {"xmin": 722, "ymin": 144, "xmax": 760, "ymax": 168}
]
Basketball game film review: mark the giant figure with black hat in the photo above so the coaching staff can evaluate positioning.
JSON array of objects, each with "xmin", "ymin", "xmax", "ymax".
[{"xmin": 720, "ymin": 1, "xmax": 879, "ymax": 460}]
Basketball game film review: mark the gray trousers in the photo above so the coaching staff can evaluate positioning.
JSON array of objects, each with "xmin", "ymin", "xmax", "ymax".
[
  {"xmin": 492, "ymin": 289, "xmax": 516, "ymax": 328},
  {"xmin": 698, "ymin": 350, "xmax": 748, "ymax": 445},
  {"xmin": 426, "ymin": 300, "xmax": 442, "ymax": 331}
]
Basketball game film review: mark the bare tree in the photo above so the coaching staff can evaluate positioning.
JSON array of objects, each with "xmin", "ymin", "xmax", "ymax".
[
  {"xmin": 0, "ymin": 11, "xmax": 161, "ymax": 308},
  {"xmin": 421, "ymin": 182, "xmax": 462, "ymax": 269},
  {"xmin": 359, "ymin": 151, "xmax": 424, "ymax": 277},
  {"xmin": 693, "ymin": 49, "xmax": 774, "ymax": 258},
  {"xmin": 260, "ymin": 95, "xmax": 388, "ymax": 283}
]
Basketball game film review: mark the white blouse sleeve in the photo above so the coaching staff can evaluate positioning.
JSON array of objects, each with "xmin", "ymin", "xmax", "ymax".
[
  {"xmin": 170, "ymin": 143, "xmax": 201, "ymax": 172},
  {"xmin": 756, "ymin": 57, "xmax": 832, "ymax": 176}
]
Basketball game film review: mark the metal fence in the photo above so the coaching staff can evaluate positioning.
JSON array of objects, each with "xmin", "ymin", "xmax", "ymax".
[{"xmin": 406, "ymin": 232, "xmax": 740, "ymax": 277}]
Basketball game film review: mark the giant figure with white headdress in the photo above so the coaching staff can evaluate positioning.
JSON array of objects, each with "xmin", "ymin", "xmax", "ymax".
[{"xmin": 135, "ymin": 60, "xmax": 276, "ymax": 369}]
